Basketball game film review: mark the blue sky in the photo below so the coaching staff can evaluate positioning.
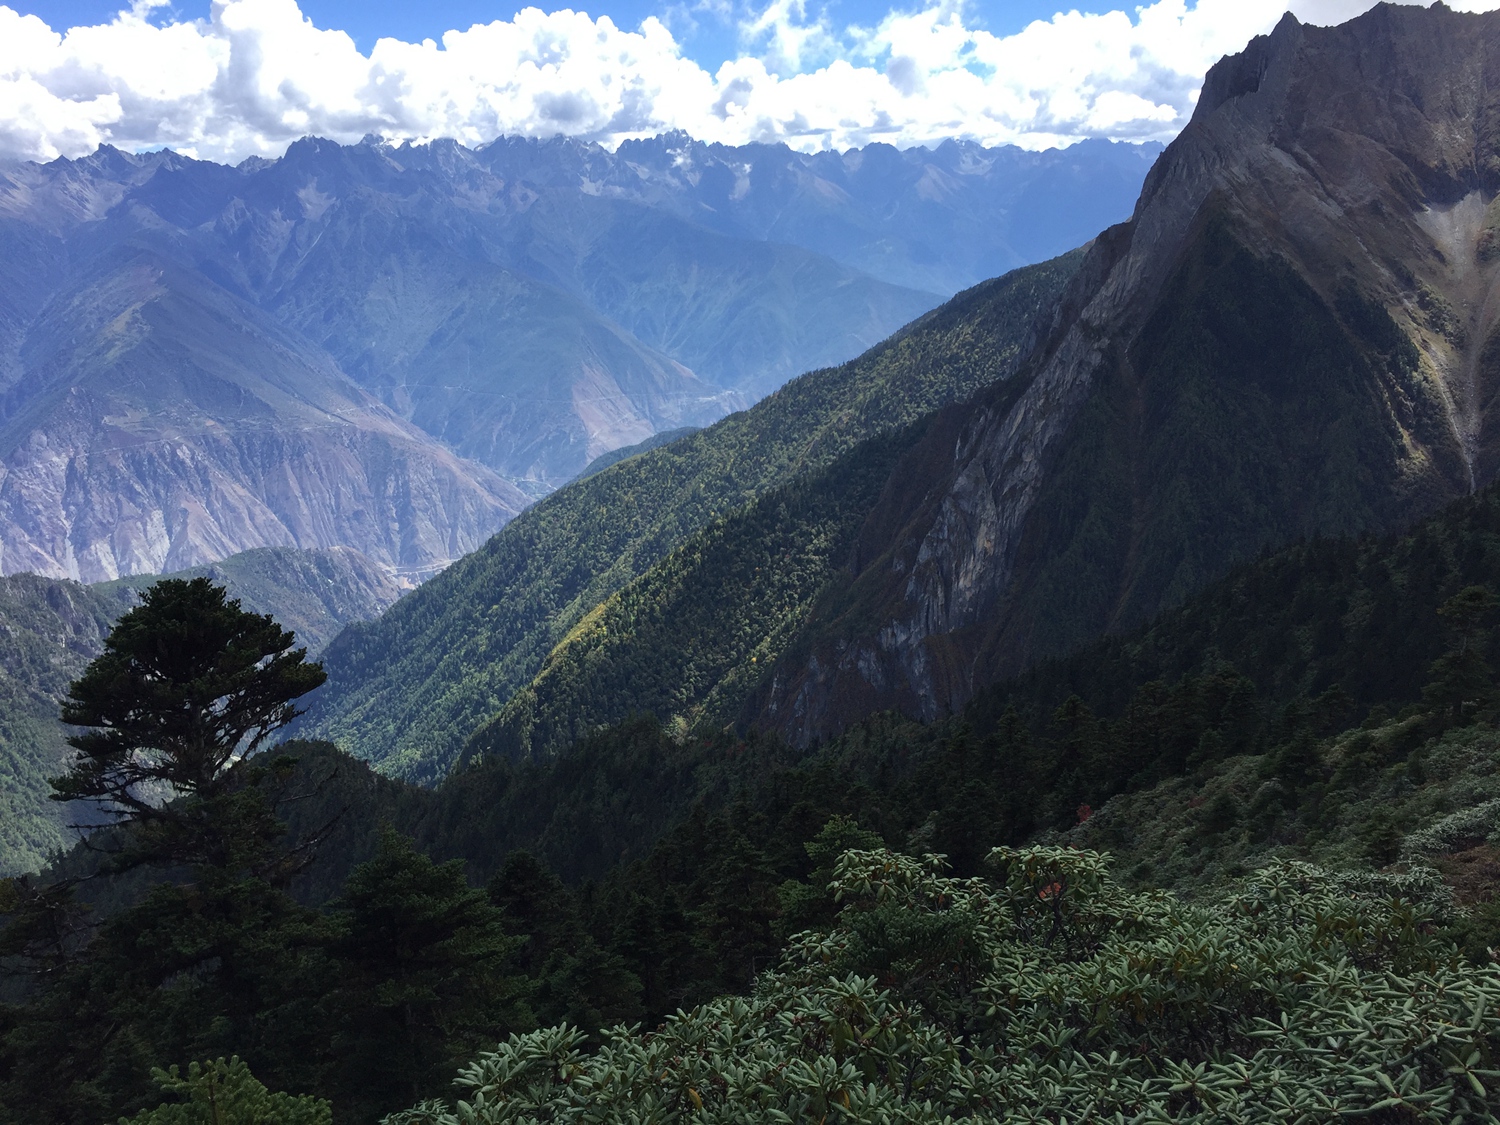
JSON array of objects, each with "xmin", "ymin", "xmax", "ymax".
[
  {"xmin": 22, "ymin": 0, "xmax": 1116, "ymax": 65},
  {"xmin": 0, "ymin": 1, "xmax": 1428, "ymax": 164}
]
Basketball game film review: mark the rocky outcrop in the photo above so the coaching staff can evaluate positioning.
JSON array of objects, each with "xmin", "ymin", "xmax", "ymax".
[{"xmin": 757, "ymin": 3, "xmax": 1500, "ymax": 744}]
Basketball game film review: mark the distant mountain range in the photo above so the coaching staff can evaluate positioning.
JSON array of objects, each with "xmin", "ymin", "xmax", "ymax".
[
  {"xmin": 0, "ymin": 133, "xmax": 1155, "ymax": 582},
  {"xmin": 465, "ymin": 133, "xmax": 1160, "ymax": 296},
  {"xmin": 301, "ymin": 2, "xmax": 1500, "ymax": 781}
]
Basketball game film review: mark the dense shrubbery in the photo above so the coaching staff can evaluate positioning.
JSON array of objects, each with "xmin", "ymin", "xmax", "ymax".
[{"xmin": 390, "ymin": 845, "xmax": 1500, "ymax": 1124}]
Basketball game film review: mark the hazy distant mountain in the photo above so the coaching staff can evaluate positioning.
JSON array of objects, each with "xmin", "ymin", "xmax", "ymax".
[
  {"xmin": 0, "ymin": 131, "xmax": 1151, "ymax": 578},
  {"xmin": 472, "ymin": 133, "xmax": 1161, "ymax": 295}
]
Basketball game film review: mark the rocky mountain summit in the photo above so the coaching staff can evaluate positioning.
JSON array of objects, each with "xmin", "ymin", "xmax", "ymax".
[{"xmin": 754, "ymin": 2, "xmax": 1500, "ymax": 743}]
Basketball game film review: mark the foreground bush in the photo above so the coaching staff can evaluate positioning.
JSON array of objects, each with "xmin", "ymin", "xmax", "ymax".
[
  {"xmin": 390, "ymin": 846, "xmax": 1500, "ymax": 1124},
  {"xmin": 121, "ymin": 1058, "xmax": 330, "ymax": 1125}
]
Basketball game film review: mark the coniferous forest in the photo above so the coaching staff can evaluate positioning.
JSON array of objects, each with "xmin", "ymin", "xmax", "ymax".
[{"xmin": 7, "ymin": 472, "xmax": 1500, "ymax": 1122}]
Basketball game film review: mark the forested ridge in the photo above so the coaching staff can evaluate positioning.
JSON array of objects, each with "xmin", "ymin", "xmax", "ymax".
[
  {"xmin": 8, "ymin": 474, "xmax": 1500, "ymax": 1122},
  {"xmin": 464, "ymin": 424, "xmax": 926, "ymax": 762},
  {"xmin": 0, "ymin": 578, "xmax": 129, "ymax": 877},
  {"xmin": 299, "ymin": 251, "xmax": 1084, "ymax": 782}
]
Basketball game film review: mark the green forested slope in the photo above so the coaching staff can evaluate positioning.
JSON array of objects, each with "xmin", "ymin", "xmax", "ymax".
[
  {"xmin": 465, "ymin": 427, "xmax": 919, "ymax": 762},
  {"xmin": 14, "ymin": 469, "xmax": 1500, "ymax": 1125},
  {"xmin": 570, "ymin": 427, "xmax": 699, "ymax": 483},
  {"xmin": 0, "ymin": 577, "xmax": 131, "ymax": 876},
  {"xmin": 294, "ymin": 477, "xmax": 1500, "ymax": 976},
  {"xmin": 317, "ymin": 475, "xmax": 1500, "ymax": 968},
  {"xmin": 301, "ymin": 251, "xmax": 1083, "ymax": 782}
]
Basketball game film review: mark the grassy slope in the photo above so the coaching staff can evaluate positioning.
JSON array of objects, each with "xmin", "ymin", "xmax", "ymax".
[{"xmin": 301, "ymin": 251, "xmax": 1083, "ymax": 782}]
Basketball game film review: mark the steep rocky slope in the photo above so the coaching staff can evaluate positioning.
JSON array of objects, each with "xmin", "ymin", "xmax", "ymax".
[
  {"xmin": 752, "ymin": 3, "xmax": 1498, "ymax": 744},
  {"xmin": 299, "ymin": 254, "xmax": 1081, "ymax": 780}
]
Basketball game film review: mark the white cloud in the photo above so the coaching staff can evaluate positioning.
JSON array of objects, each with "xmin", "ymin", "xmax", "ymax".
[{"xmin": 0, "ymin": 0, "xmax": 1496, "ymax": 164}]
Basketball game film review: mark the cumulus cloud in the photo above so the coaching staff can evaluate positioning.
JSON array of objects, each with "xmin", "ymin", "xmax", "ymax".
[{"xmin": 1, "ymin": 0, "xmax": 1497, "ymax": 164}]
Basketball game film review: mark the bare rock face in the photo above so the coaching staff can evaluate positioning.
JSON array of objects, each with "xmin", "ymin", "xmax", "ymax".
[
  {"xmin": 757, "ymin": 3, "xmax": 1500, "ymax": 744},
  {"xmin": 0, "ymin": 251, "xmax": 526, "ymax": 581}
]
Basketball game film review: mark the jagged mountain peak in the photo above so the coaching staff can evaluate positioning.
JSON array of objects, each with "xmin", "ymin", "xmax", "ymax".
[
  {"xmin": 752, "ymin": 1, "xmax": 1500, "ymax": 746},
  {"xmin": 0, "ymin": 122, "xmax": 1153, "ymax": 580}
]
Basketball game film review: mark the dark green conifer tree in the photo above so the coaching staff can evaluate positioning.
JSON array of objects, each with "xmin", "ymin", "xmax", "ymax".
[
  {"xmin": 0, "ymin": 579, "xmax": 331, "ymax": 1123},
  {"xmin": 326, "ymin": 830, "xmax": 527, "ymax": 1121},
  {"xmin": 1422, "ymin": 585, "xmax": 1499, "ymax": 727},
  {"xmin": 53, "ymin": 576, "xmax": 327, "ymax": 875},
  {"xmin": 485, "ymin": 852, "xmax": 643, "ymax": 1034}
]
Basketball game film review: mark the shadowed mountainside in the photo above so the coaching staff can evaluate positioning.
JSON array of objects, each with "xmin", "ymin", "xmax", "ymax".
[{"xmin": 752, "ymin": 3, "xmax": 1499, "ymax": 744}]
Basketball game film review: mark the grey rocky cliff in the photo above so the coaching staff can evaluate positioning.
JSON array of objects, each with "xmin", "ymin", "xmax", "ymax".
[{"xmin": 758, "ymin": 3, "xmax": 1499, "ymax": 744}]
